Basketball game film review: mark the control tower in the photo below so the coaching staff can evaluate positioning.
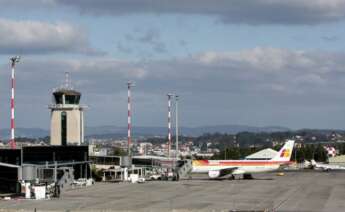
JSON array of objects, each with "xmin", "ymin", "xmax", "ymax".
[{"xmin": 49, "ymin": 73, "xmax": 85, "ymax": 146}]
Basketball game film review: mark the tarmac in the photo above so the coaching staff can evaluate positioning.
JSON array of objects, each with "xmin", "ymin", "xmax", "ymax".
[{"xmin": 1, "ymin": 171, "xmax": 345, "ymax": 212}]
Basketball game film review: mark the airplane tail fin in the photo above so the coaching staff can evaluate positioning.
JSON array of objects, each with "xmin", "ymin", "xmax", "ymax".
[{"xmin": 271, "ymin": 140, "xmax": 295, "ymax": 162}]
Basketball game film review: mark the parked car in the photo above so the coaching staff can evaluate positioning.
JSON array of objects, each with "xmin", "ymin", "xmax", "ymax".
[
  {"xmin": 149, "ymin": 174, "xmax": 162, "ymax": 180},
  {"xmin": 72, "ymin": 178, "xmax": 87, "ymax": 186}
]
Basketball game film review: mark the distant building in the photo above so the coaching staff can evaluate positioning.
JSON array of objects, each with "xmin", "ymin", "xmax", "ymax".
[
  {"xmin": 89, "ymin": 144, "xmax": 108, "ymax": 156},
  {"xmin": 272, "ymin": 141, "xmax": 285, "ymax": 147},
  {"xmin": 195, "ymin": 153, "xmax": 214, "ymax": 158},
  {"xmin": 138, "ymin": 142, "xmax": 153, "ymax": 155}
]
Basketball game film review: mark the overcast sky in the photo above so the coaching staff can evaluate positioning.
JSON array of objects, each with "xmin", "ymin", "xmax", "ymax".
[{"xmin": 1, "ymin": 0, "xmax": 345, "ymax": 129}]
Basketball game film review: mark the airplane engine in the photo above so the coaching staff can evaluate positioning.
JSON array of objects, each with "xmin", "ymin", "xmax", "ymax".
[
  {"xmin": 208, "ymin": 170, "xmax": 221, "ymax": 178},
  {"xmin": 232, "ymin": 169, "xmax": 245, "ymax": 175}
]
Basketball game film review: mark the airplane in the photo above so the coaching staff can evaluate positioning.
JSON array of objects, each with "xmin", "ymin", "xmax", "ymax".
[
  {"xmin": 310, "ymin": 159, "xmax": 345, "ymax": 171},
  {"xmin": 192, "ymin": 140, "xmax": 295, "ymax": 179}
]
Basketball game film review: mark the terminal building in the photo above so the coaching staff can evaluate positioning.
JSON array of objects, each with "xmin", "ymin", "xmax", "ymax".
[{"xmin": 0, "ymin": 146, "xmax": 89, "ymax": 194}]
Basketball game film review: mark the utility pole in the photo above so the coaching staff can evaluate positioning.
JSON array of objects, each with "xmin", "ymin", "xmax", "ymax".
[{"xmin": 10, "ymin": 56, "xmax": 20, "ymax": 149}]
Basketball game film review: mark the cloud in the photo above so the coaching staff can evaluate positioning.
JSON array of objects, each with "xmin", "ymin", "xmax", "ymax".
[
  {"xmin": 53, "ymin": 0, "xmax": 345, "ymax": 25},
  {"xmin": 117, "ymin": 42, "xmax": 133, "ymax": 54},
  {"xmin": 137, "ymin": 29, "xmax": 167, "ymax": 53},
  {"xmin": 117, "ymin": 28, "xmax": 167, "ymax": 57},
  {"xmin": 0, "ymin": 0, "xmax": 56, "ymax": 8},
  {"xmin": 2, "ymin": 47, "xmax": 345, "ymax": 128},
  {"xmin": 321, "ymin": 36, "xmax": 340, "ymax": 42},
  {"xmin": 0, "ymin": 19, "xmax": 103, "ymax": 55},
  {"xmin": 5, "ymin": 47, "xmax": 345, "ymax": 96}
]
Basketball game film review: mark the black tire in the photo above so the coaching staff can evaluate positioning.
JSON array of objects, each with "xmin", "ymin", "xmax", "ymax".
[{"xmin": 243, "ymin": 174, "xmax": 254, "ymax": 180}]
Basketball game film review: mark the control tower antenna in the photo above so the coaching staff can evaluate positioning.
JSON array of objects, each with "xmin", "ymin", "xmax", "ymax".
[
  {"xmin": 127, "ymin": 81, "xmax": 135, "ymax": 156},
  {"xmin": 9, "ymin": 56, "xmax": 20, "ymax": 149},
  {"xmin": 64, "ymin": 71, "xmax": 73, "ymax": 89}
]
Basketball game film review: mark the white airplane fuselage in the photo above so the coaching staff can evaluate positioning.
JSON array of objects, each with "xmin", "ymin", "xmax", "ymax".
[{"xmin": 192, "ymin": 160, "xmax": 282, "ymax": 175}]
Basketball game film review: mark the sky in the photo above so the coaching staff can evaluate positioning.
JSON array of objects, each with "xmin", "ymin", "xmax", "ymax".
[{"xmin": 1, "ymin": 0, "xmax": 345, "ymax": 129}]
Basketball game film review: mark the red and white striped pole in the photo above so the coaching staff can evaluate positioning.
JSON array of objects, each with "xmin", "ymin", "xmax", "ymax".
[
  {"xmin": 127, "ymin": 81, "xmax": 134, "ymax": 156},
  {"xmin": 10, "ymin": 56, "xmax": 19, "ymax": 149},
  {"xmin": 167, "ymin": 93, "xmax": 173, "ymax": 158}
]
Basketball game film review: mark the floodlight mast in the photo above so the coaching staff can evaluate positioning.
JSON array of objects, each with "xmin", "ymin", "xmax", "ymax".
[
  {"xmin": 9, "ymin": 56, "xmax": 20, "ymax": 149},
  {"xmin": 167, "ymin": 93, "xmax": 174, "ymax": 158},
  {"xmin": 127, "ymin": 81, "xmax": 135, "ymax": 156},
  {"xmin": 175, "ymin": 95, "xmax": 179, "ymax": 159}
]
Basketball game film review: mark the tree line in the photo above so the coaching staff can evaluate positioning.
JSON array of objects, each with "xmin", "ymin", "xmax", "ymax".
[{"xmin": 211, "ymin": 143, "xmax": 345, "ymax": 162}]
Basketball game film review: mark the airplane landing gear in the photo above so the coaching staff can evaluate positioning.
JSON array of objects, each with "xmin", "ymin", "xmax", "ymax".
[
  {"xmin": 243, "ymin": 174, "xmax": 254, "ymax": 179},
  {"xmin": 228, "ymin": 175, "xmax": 235, "ymax": 180}
]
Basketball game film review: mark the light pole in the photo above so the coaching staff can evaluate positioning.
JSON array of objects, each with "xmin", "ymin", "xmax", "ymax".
[
  {"xmin": 167, "ymin": 93, "xmax": 174, "ymax": 158},
  {"xmin": 127, "ymin": 81, "xmax": 135, "ymax": 156},
  {"xmin": 175, "ymin": 95, "xmax": 179, "ymax": 159},
  {"xmin": 10, "ymin": 56, "xmax": 20, "ymax": 149}
]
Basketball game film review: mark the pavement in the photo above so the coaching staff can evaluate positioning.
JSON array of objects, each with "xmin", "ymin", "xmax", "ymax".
[{"xmin": 1, "ymin": 171, "xmax": 345, "ymax": 212}]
